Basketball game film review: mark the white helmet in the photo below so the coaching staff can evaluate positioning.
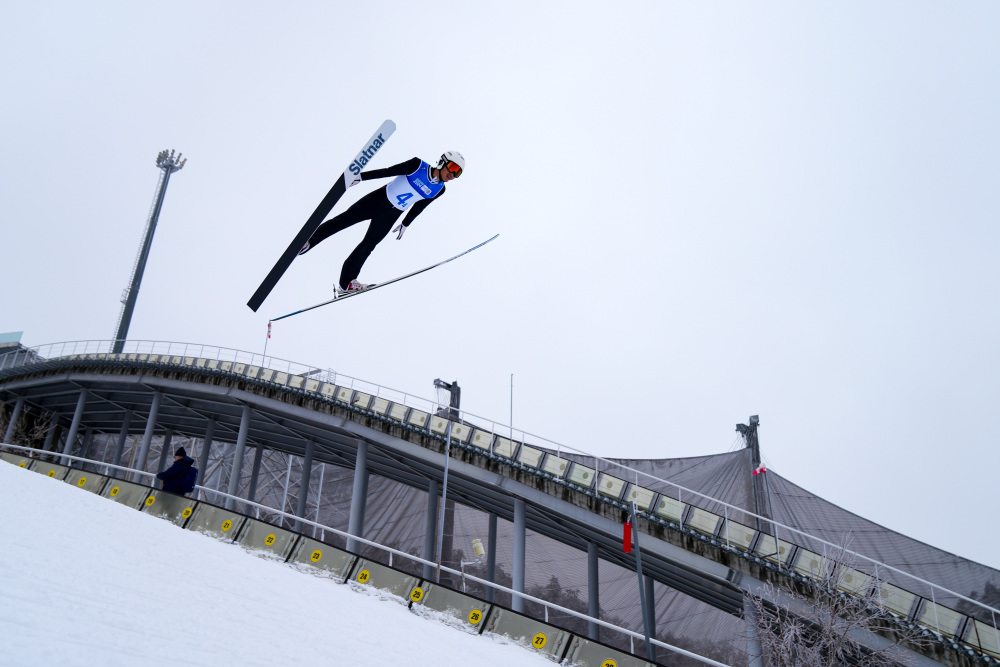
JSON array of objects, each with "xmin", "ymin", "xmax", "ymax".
[{"xmin": 438, "ymin": 150, "xmax": 465, "ymax": 175}]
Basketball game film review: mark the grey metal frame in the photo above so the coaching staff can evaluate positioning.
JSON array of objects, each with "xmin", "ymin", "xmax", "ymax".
[{"xmin": 2, "ymin": 342, "xmax": 998, "ymax": 664}]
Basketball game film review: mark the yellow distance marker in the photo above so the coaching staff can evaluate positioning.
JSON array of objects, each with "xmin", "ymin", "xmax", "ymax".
[
  {"xmin": 18, "ymin": 462, "xmax": 26, "ymax": 468},
  {"xmin": 47, "ymin": 470, "xmax": 56, "ymax": 477},
  {"xmin": 110, "ymin": 486, "xmax": 120, "ymax": 497},
  {"xmin": 602, "ymin": 660, "xmax": 619, "ymax": 667},
  {"xmin": 468, "ymin": 609, "xmax": 483, "ymax": 625},
  {"xmin": 409, "ymin": 587, "xmax": 424, "ymax": 603},
  {"xmin": 221, "ymin": 519, "xmax": 233, "ymax": 532},
  {"xmin": 356, "ymin": 569, "xmax": 371, "ymax": 584},
  {"xmin": 310, "ymin": 549, "xmax": 323, "ymax": 563},
  {"xmin": 264, "ymin": 534, "xmax": 277, "ymax": 547},
  {"xmin": 145, "ymin": 496, "xmax": 156, "ymax": 507},
  {"xmin": 532, "ymin": 633, "xmax": 547, "ymax": 649},
  {"xmin": 77, "ymin": 477, "xmax": 87, "ymax": 487},
  {"xmin": 181, "ymin": 507, "xmax": 193, "ymax": 519}
]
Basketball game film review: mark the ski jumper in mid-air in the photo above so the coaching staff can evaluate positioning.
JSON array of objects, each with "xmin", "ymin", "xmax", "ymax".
[{"xmin": 298, "ymin": 151, "xmax": 465, "ymax": 294}]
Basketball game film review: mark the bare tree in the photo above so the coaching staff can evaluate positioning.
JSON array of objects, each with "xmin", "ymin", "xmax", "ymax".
[
  {"xmin": 743, "ymin": 543, "xmax": 931, "ymax": 667},
  {"xmin": 21, "ymin": 414, "xmax": 55, "ymax": 450},
  {"xmin": 0, "ymin": 405, "xmax": 37, "ymax": 449}
]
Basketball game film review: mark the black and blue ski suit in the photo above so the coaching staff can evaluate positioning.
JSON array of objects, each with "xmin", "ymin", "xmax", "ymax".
[{"xmin": 306, "ymin": 158, "xmax": 447, "ymax": 289}]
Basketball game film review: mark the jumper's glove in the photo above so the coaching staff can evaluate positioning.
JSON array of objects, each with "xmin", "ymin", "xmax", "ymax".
[
  {"xmin": 347, "ymin": 173, "xmax": 362, "ymax": 188},
  {"xmin": 392, "ymin": 223, "xmax": 406, "ymax": 240}
]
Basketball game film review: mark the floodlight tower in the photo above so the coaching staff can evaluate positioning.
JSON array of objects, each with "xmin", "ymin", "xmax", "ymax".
[{"xmin": 112, "ymin": 150, "xmax": 186, "ymax": 353}]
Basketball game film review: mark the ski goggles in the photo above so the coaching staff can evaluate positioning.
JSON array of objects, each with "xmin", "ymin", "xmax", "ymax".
[{"xmin": 444, "ymin": 160, "xmax": 463, "ymax": 177}]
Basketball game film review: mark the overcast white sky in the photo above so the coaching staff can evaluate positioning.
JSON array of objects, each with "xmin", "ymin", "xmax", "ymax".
[{"xmin": 2, "ymin": 3, "xmax": 998, "ymax": 569}]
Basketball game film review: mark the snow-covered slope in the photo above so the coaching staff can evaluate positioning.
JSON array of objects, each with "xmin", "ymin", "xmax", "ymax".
[{"xmin": 0, "ymin": 462, "xmax": 552, "ymax": 667}]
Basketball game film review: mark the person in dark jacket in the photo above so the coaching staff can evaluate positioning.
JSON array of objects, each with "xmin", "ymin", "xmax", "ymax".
[{"xmin": 156, "ymin": 447, "xmax": 196, "ymax": 495}]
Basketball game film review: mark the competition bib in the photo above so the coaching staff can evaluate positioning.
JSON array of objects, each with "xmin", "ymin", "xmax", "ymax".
[{"xmin": 385, "ymin": 161, "xmax": 444, "ymax": 211}]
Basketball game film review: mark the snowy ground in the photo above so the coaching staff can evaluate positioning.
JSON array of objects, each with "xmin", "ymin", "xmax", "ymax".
[{"xmin": 0, "ymin": 462, "xmax": 553, "ymax": 667}]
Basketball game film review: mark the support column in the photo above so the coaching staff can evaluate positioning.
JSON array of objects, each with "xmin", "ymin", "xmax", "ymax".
[
  {"xmin": 485, "ymin": 513, "xmax": 498, "ymax": 604},
  {"xmin": 112, "ymin": 409, "xmax": 132, "ymax": 468},
  {"xmin": 225, "ymin": 405, "xmax": 251, "ymax": 510},
  {"xmin": 3, "ymin": 396, "xmax": 25, "ymax": 443},
  {"xmin": 60, "ymin": 390, "xmax": 88, "ymax": 466},
  {"xmin": 197, "ymin": 418, "xmax": 215, "ymax": 486},
  {"xmin": 512, "ymin": 498, "xmax": 526, "ymax": 613},
  {"xmin": 294, "ymin": 441, "xmax": 315, "ymax": 532},
  {"xmin": 132, "ymin": 391, "xmax": 162, "ymax": 483},
  {"xmin": 346, "ymin": 440, "xmax": 368, "ymax": 554},
  {"xmin": 588, "ymin": 541, "xmax": 601, "ymax": 640},
  {"xmin": 247, "ymin": 444, "xmax": 264, "ymax": 503},
  {"xmin": 423, "ymin": 480, "xmax": 439, "ymax": 580}
]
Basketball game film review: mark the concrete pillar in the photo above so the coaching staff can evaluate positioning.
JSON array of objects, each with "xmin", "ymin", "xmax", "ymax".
[
  {"xmin": 423, "ymin": 480, "xmax": 439, "ymax": 580},
  {"xmin": 60, "ymin": 390, "xmax": 88, "ymax": 465},
  {"xmin": 294, "ymin": 441, "xmax": 315, "ymax": 532},
  {"xmin": 225, "ymin": 405, "xmax": 251, "ymax": 510},
  {"xmin": 3, "ymin": 396, "xmax": 25, "ymax": 443},
  {"xmin": 112, "ymin": 409, "xmax": 132, "ymax": 468},
  {"xmin": 588, "ymin": 541, "xmax": 600, "ymax": 640},
  {"xmin": 512, "ymin": 498, "xmax": 526, "ymax": 613},
  {"xmin": 346, "ymin": 440, "xmax": 369, "ymax": 554},
  {"xmin": 132, "ymin": 391, "xmax": 162, "ymax": 482}
]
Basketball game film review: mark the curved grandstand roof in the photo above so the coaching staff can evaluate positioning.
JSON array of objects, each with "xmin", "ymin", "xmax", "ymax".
[{"xmin": 612, "ymin": 449, "xmax": 1000, "ymax": 616}]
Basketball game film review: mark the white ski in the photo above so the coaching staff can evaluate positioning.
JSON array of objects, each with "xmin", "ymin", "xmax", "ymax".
[{"xmin": 269, "ymin": 234, "xmax": 499, "ymax": 322}]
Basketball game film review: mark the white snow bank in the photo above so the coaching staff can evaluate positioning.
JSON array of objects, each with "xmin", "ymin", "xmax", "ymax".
[{"xmin": 0, "ymin": 462, "xmax": 551, "ymax": 667}]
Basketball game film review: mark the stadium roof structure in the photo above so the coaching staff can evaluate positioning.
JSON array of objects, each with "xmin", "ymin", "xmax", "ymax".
[{"xmin": 1, "ymin": 340, "xmax": 998, "ymax": 665}]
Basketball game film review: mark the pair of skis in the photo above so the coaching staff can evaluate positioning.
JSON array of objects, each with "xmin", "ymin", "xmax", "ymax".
[
  {"xmin": 269, "ymin": 233, "xmax": 498, "ymax": 321},
  {"xmin": 247, "ymin": 119, "xmax": 497, "ymax": 322}
]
